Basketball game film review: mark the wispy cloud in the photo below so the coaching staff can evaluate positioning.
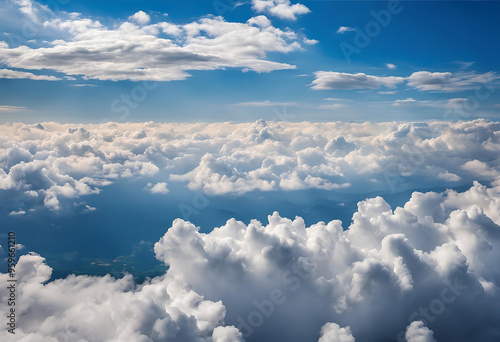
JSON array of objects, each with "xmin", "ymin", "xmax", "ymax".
[
  {"xmin": 234, "ymin": 100, "xmax": 297, "ymax": 106},
  {"xmin": 336, "ymin": 26, "xmax": 355, "ymax": 34},
  {"xmin": 0, "ymin": 105, "xmax": 28, "ymax": 113},
  {"xmin": 0, "ymin": 68, "xmax": 59, "ymax": 81}
]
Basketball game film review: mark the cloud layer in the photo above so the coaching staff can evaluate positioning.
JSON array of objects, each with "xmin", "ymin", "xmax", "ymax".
[
  {"xmin": 1, "ymin": 119, "xmax": 500, "ymax": 212},
  {"xmin": 2, "ymin": 180, "xmax": 500, "ymax": 341},
  {"xmin": 312, "ymin": 70, "xmax": 497, "ymax": 92},
  {"xmin": 0, "ymin": 1, "xmax": 309, "ymax": 81}
]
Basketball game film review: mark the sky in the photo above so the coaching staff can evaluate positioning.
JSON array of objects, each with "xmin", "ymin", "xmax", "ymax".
[
  {"xmin": 0, "ymin": 0, "xmax": 499, "ymax": 123},
  {"xmin": 1, "ymin": 1, "xmax": 500, "ymax": 342}
]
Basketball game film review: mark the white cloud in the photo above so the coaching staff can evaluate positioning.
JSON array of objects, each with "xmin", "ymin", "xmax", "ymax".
[
  {"xmin": 9, "ymin": 209, "xmax": 26, "ymax": 215},
  {"xmin": 0, "ymin": 120, "xmax": 499, "ymax": 211},
  {"xmin": 386, "ymin": 63, "xmax": 397, "ymax": 70},
  {"xmin": 405, "ymin": 321, "xmax": 436, "ymax": 342},
  {"xmin": 147, "ymin": 182, "xmax": 169, "ymax": 194},
  {"xmin": 317, "ymin": 103, "xmax": 344, "ymax": 110},
  {"xmin": 129, "ymin": 10, "xmax": 150, "ymax": 25},
  {"xmin": 407, "ymin": 71, "xmax": 497, "ymax": 92},
  {"xmin": 312, "ymin": 70, "xmax": 497, "ymax": 92},
  {"xmin": 311, "ymin": 71, "xmax": 405, "ymax": 90},
  {"xmin": 0, "ymin": 105, "xmax": 28, "ymax": 113},
  {"xmin": 252, "ymin": 0, "xmax": 310, "ymax": 20},
  {"xmin": 336, "ymin": 26, "xmax": 355, "ymax": 34},
  {"xmin": 3, "ymin": 180, "xmax": 500, "ymax": 340},
  {"xmin": 234, "ymin": 100, "xmax": 297, "ymax": 106},
  {"xmin": 318, "ymin": 323, "xmax": 355, "ymax": 342},
  {"xmin": 0, "ymin": 68, "xmax": 60, "ymax": 81},
  {"xmin": 0, "ymin": 2, "xmax": 310, "ymax": 82},
  {"xmin": 70, "ymin": 84, "xmax": 98, "ymax": 87},
  {"xmin": 392, "ymin": 98, "xmax": 417, "ymax": 106}
]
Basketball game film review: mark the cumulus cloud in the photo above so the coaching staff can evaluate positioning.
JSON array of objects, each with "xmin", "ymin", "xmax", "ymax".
[
  {"xmin": 129, "ymin": 10, "xmax": 151, "ymax": 25},
  {"xmin": 0, "ymin": 1, "xmax": 309, "ymax": 82},
  {"xmin": 311, "ymin": 70, "xmax": 497, "ymax": 92},
  {"xmin": 2, "ymin": 180, "xmax": 500, "ymax": 341},
  {"xmin": 311, "ymin": 71, "xmax": 405, "ymax": 90},
  {"xmin": 1, "ymin": 120, "xmax": 500, "ymax": 211},
  {"xmin": 386, "ymin": 63, "xmax": 397, "ymax": 70},
  {"xmin": 251, "ymin": 0, "xmax": 310, "ymax": 20},
  {"xmin": 147, "ymin": 182, "xmax": 169, "ymax": 194},
  {"xmin": 318, "ymin": 323, "xmax": 355, "ymax": 342},
  {"xmin": 405, "ymin": 321, "xmax": 436, "ymax": 342}
]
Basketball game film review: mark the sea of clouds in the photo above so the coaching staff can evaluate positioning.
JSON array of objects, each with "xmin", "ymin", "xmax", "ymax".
[
  {"xmin": 1, "ymin": 119, "xmax": 500, "ymax": 341},
  {"xmin": 0, "ymin": 119, "xmax": 499, "ymax": 213}
]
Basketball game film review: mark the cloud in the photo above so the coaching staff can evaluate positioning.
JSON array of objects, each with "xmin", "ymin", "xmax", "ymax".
[
  {"xmin": 129, "ymin": 10, "xmax": 151, "ymax": 25},
  {"xmin": 392, "ymin": 98, "xmax": 417, "ymax": 106},
  {"xmin": 8, "ymin": 209, "xmax": 26, "ymax": 215},
  {"xmin": 1, "ymin": 120, "xmax": 500, "ymax": 211},
  {"xmin": 311, "ymin": 71, "xmax": 405, "ymax": 90},
  {"xmin": 2, "ymin": 180, "xmax": 500, "ymax": 341},
  {"xmin": 407, "ymin": 71, "xmax": 496, "ymax": 92},
  {"xmin": 234, "ymin": 100, "xmax": 297, "ymax": 106},
  {"xmin": 0, "ymin": 68, "xmax": 60, "ymax": 81},
  {"xmin": 386, "ymin": 63, "xmax": 397, "ymax": 70},
  {"xmin": 147, "ymin": 182, "xmax": 169, "ymax": 194},
  {"xmin": 0, "ymin": 105, "xmax": 28, "ymax": 113},
  {"xmin": 0, "ymin": 119, "xmax": 500, "ymax": 211},
  {"xmin": 311, "ymin": 70, "xmax": 497, "ymax": 92},
  {"xmin": 70, "ymin": 84, "xmax": 98, "ymax": 87},
  {"xmin": 318, "ymin": 323, "xmax": 355, "ymax": 342},
  {"xmin": 0, "ymin": 1, "xmax": 310, "ymax": 82},
  {"xmin": 251, "ymin": 0, "xmax": 310, "ymax": 20},
  {"xmin": 317, "ymin": 103, "xmax": 344, "ymax": 110},
  {"xmin": 336, "ymin": 26, "xmax": 355, "ymax": 34},
  {"xmin": 405, "ymin": 321, "xmax": 436, "ymax": 342}
]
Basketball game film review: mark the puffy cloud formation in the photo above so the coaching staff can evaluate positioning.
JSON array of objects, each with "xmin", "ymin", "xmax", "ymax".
[
  {"xmin": 0, "ymin": 1, "xmax": 308, "ymax": 82},
  {"xmin": 2, "ymin": 180, "xmax": 500, "ymax": 341},
  {"xmin": 312, "ymin": 70, "xmax": 497, "ymax": 92},
  {"xmin": 405, "ymin": 321, "xmax": 436, "ymax": 342},
  {"xmin": 318, "ymin": 323, "xmax": 355, "ymax": 342},
  {"xmin": 1, "ymin": 119, "xmax": 500, "ymax": 211},
  {"xmin": 129, "ymin": 10, "xmax": 151, "ymax": 25},
  {"xmin": 251, "ymin": 0, "xmax": 310, "ymax": 20}
]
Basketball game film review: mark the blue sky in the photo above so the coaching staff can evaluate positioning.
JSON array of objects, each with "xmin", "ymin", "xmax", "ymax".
[{"xmin": 0, "ymin": 0, "xmax": 499, "ymax": 123}]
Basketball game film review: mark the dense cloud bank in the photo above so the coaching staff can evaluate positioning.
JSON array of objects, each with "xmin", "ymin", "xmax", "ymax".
[
  {"xmin": 1, "ymin": 181, "xmax": 500, "ymax": 341},
  {"xmin": 1, "ymin": 119, "xmax": 499, "ymax": 212}
]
